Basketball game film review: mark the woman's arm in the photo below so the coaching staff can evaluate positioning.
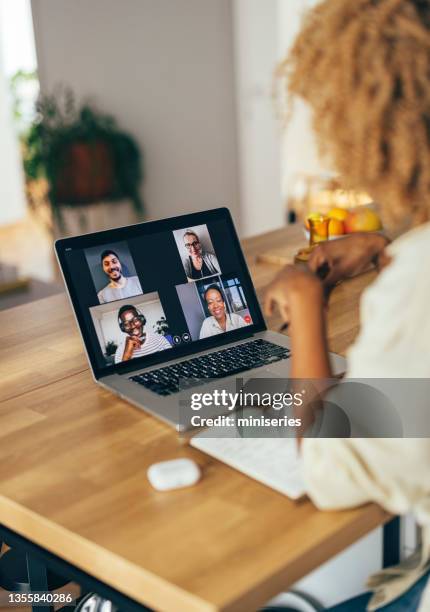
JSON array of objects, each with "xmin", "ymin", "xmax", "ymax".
[
  {"xmin": 264, "ymin": 265, "xmax": 334, "ymax": 440},
  {"xmin": 183, "ymin": 257, "xmax": 191, "ymax": 278},
  {"xmin": 307, "ymin": 232, "xmax": 390, "ymax": 287},
  {"xmin": 264, "ymin": 265, "xmax": 331, "ymax": 378},
  {"xmin": 288, "ymin": 278, "xmax": 331, "ymax": 379},
  {"xmin": 204, "ymin": 252, "xmax": 220, "ymax": 274}
]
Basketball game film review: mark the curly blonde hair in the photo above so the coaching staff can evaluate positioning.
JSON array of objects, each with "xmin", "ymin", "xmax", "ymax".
[{"xmin": 278, "ymin": 0, "xmax": 430, "ymax": 225}]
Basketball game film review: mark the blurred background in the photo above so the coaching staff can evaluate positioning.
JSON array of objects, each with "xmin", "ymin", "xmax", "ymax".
[{"xmin": 0, "ymin": 0, "xmax": 356, "ymax": 310}]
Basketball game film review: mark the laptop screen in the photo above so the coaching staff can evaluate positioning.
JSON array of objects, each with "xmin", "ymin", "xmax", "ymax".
[{"xmin": 56, "ymin": 208, "xmax": 266, "ymax": 377}]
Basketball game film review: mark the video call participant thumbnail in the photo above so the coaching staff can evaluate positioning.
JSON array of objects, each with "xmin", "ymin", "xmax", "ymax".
[
  {"xmin": 182, "ymin": 230, "xmax": 220, "ymax": 280},
  {"xmin": 199, "ymin": 284, "xmax": 248, "ymax": 339},
  {"xmin": 115, "ymin": 305, "xmax": 171, "ymax": 363},
  {"xmin": 98, "ymin": 250, "xmax": 142, "ymax": 304}
]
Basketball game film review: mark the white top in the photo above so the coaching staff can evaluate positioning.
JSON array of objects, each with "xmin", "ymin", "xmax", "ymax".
[
  {"xmin": 199, "ymin": 312, "xmax": 248, "ymax": 339},
  {"xmin": 114, "ymin": 331, "xmax": 171, "ymax": 363},
  {"xmin": 302, "ymin": 222, "xmax": 430, "ymax": 610},
  {"xmin": 97, "ymin": 275, "xmax": 142, "ymax": 304}
]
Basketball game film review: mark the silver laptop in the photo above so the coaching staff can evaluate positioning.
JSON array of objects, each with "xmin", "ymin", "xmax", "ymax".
[{"xmin": 56, "ymin": 207, "xmax": 345, "ymax": 432}]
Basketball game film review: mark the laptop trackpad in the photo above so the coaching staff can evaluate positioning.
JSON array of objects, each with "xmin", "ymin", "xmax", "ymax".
[{"xmin": 241, "ymin": 370, "xmax": 287, "ymax": 392}]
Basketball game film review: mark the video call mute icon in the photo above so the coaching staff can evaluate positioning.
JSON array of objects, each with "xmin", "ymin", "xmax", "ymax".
[{"xmin": 173, "ymin": 333, "xmax": 191, "ymax": 344}]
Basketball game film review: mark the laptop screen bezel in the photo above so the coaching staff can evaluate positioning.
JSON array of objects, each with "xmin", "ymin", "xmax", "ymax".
[{"xmin": 55, "ymin": 207, "xmax": 267, "ymax": 380}]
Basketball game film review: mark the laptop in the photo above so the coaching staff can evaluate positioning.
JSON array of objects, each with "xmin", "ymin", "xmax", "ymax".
[{"xmin": 56, "ymin": 207, "xmax": 346, "ymax": 433}]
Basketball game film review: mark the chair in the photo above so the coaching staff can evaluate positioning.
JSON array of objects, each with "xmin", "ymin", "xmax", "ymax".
[
  {"xmin": 261, "ymin": 590, "xmax": 323, "ymax": 612},
  {"xmin": 0, "ymin": 544, "xmax": 68, "ymax": 593}
]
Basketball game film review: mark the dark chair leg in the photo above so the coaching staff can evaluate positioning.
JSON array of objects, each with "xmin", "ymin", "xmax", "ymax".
[
  {"xmin": 383, "ymin": 517, "xmax": 401, "ymax": 568},
  {"xmin": 26, "ymin": 553, "xmax": 54, "ymax": 612}
]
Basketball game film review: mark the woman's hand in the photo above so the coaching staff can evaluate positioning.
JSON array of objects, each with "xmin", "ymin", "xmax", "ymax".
[
  {"xmin": 264, "ymin": 264, "xmax": 331, "ymax": 380},
  {"xmin": 264, "ymin": 265, "xmax": 323, "ymax": 325},
  {"xmin": 307, "ymin": 232, "xmax": 389, "ymax": 287}
]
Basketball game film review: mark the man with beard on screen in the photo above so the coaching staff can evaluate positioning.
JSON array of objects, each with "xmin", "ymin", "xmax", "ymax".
[
  {"xmin": 97, "ymin": 249, "xmax": 142, "ymax": 304},
  {"xmin": 114, "ymin": 305, "xmax": 171, "ymax": 363}
]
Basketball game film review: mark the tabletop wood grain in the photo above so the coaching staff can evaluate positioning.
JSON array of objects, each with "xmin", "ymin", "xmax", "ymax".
[{"xmin": 0, "ymin": 225, "xmax": 387, "ymax": 612}]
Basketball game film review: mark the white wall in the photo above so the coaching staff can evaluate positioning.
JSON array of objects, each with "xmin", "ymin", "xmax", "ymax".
[
  {"xmin": 233, "ymin": 0, "xmax": 284, "ymax": 237},
  {"xmin": 0, "ymin": 17, "xmax": 27, "ymax": 226},
  {"xmin": 31, "ymin": 0, "xmax": 241, "ymax": 229},
  {"xmin": 277, "ymin": 0, "xmax": 328, "ymax": 204},
  {"xmin": 232, "ymin": 0, "xmax": 329, "ymax": 236}
]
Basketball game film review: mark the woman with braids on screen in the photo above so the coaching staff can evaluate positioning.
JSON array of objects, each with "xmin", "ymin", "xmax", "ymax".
[
  {"xmin": 199, "ymin": 285, "xmax": 247, "ymax": 339},
  {"xmin": 264, "ymin": 1, "xmax": 430, "ymax": 610}
]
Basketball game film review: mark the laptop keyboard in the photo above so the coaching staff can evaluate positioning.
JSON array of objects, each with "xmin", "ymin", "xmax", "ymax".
[{"xmin": 129, "ymin": 339, "xmax": 290, "ymax": 396}]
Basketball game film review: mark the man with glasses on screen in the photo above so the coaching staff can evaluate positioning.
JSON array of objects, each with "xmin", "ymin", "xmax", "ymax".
[
  {"xmin": 98, "ymin": 250, "xmax": 142, "ymax": 304},
  {"xmin": 114, "ymin": 305, "xmax": 171, "ymax": 363},
  {"xmin": 182, "ymin": 230, "xmax": 220, "ymax": 280}
]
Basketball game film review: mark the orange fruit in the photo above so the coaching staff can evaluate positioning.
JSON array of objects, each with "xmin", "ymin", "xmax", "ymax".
[
  {"xmin": 328, "ymin": 207, "xmax": 349, "ymax": 222},
  {"xmin": 328, "ymin": 218, "xmax": 345, "ymax": 236},
  {"xmin": 344, "ymin": 207, "xmax": 382, "ymax": 233}
]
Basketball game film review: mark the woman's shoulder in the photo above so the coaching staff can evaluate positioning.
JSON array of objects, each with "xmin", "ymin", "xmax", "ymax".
[
  {"xmin": 199, "ymin": 316, "xmax": 216, "ymax": 339},
  {"xmin": 347, "ymin": 221, "xmax": 430, "ymax": 376},
  {"xmin": 388, "ymin": 221, "xmax": 430, "ymax": 261},
  {"xmin": 182, "ymin": 256, "xmax": 192, "ymax": 274},
  {"xmin": 370, "ymin": 221, "xmax": 430, "ymax": 293},
  {"xmin": 204, "ymin": 251, "xmax": 218, "ymax": 261}
]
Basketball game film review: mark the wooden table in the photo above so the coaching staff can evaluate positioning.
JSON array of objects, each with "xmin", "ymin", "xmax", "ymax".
[{"xmin": 0, "ymin": 225, "xmax": 390, "ymax": 612}]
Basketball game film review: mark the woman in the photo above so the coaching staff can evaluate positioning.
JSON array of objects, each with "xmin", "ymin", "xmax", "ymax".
[
  {"xmin": 182, "ymin": 230, "xmax": 220, "ymax": 280},
  {"xmin": 199, "ymin": 285, "xmax": 247, "ymax": 338},
  {"xmin": 265, "ymin": 1, "xmax": 430, "ymax": 610}
]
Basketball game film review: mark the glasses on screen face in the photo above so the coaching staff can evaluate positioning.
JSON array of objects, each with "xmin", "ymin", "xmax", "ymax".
[
  {"xmin": 184, "ymin": 240, "xmax": 200, "ymax": 249},
  {"xmin": 122, "ymin": 317, "xmax": 143, "ymax": 331}
]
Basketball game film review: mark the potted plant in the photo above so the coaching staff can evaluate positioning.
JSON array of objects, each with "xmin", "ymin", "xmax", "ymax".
[
  {"xmin": 104, "ymin": 340, "xmax": 118, "ymax": 365},
  {"xmin": 23, "ymin": 87, "xmax": 144, "ymax": 228},
  {"xmin": 153, "ymin": 317, "xmax": 173, "ymax": 345}
]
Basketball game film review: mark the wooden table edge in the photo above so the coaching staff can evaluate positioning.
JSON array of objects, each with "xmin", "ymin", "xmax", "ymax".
[
  {"xmin": 0, "ymin": 494, "xmax": 391, "ymax": 612},
  {"xmin": 221, "ymin": 505, "xmax": 392, "ymax": 612},
  {"xmin": 0, "ymin": 496, "xmax": 217, "ymax": 612}
]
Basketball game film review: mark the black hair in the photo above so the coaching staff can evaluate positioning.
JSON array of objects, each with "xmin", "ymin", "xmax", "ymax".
[
  {"xmin": 203, "ymin": 284, "xmax": 233, "ymax": 321},
  {"xmin": 118, "ymin": 304, "xmax": 138, "ymax": 320},
  {"xmin": 117, "ymin": 305, "xmax": 146, "ymax": 332},
  {"xmin": 203, "ymin": 284, "xmax": 224, "ymax": 302},
  {"xmin": 101, "ymin": 249, "xmax": 120, "ymax": 263}
]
